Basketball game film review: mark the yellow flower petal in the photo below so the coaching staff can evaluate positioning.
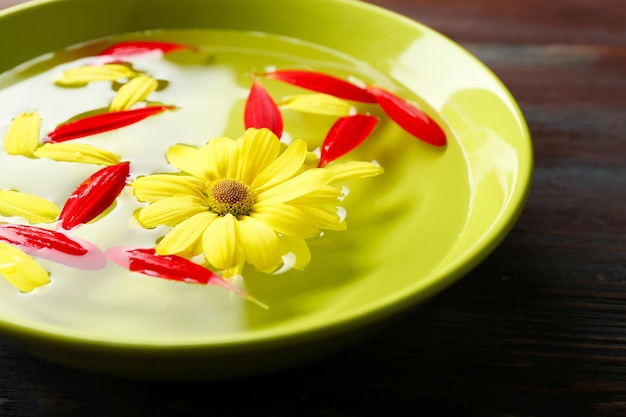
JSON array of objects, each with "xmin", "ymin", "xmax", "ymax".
[
  {"xmin": 325, "ymin": 161, "xmax": 384, "ymax": 183},
  {"xmin": 254, "ymin": 203, "xmax": 342, "ymax": 236},
  {"xmin": 251, "ymin": 203, "xmax": 320, "ymax": 238},
  {"xmin": 322, "ymin": 219, "xmax": 347, "ymax": 231},
  {"xmin": 166, "ymin": 144, "xmax": 214, "ymax": 180},
  {"xmin": 287, "ymin": 185, "xmax": 341, "ymax": 205},
  {"xmin": 295, "ymin": 205, "xmax": 344, "ymax": 230},
  {"xmin": 278, "ymin": 235, "xmax": 311, "ymax": 270},
  {"xmin": 203, "ymin": 136, "xmax": 239, "ymax": 180},
  {"xmin": 235, "ymin": 215, "xmax": 280, "ymax": 273},
  {"xmin": 251, "ymin": 139, "xmax": 307, "ymax": 192},
  {"xmin": 138, "ymin": 195, "xmax": 208, "ymax": 228},
  {"xmin": 55, "ymin": 64, "xmax": 137, "ymax": 87},
  {"xmin": 226, "ymin": 139, "xmax": 242, "ymax": 179},
  {"xmin": 202, "ymin": 213, "xmax": 244, "ymax": 273},
  {"xmin": 132, "ymin": 174, "xmax": 206, "ymax": 202},
  {"xmin": 301, "ymin": 150, "xmax": 321, "ymax": 171},
  {"xmin": 237, "ymin": 128, "xmax": 280, "ymax": 184},
  {"xmin": 256, "ymin": 168, "xmax": 334, "ymax": 205},
  {"xmin": 109, "ymin": 75, "xmax": 158, "ymax": 112},
  {"xmin": 0, "ymin": 190, "xmax": 60, "ymax": 224},
  {"xmin": 33, "ymin": 143, "xmax": 121, "ymax": 165},
  {"xmin": 282, "ymin": 94, "xmax": 353, "ymax": 116},
  {"xmin": 156, "ymin": 211, "xmax": 217, "ymax": 257},
  {"xmin": 3, "ymin": 112, "xmax": 41, "ymax": 156},
  {"xmin": 0, "ymin": 242, "xmax": 50, "ymax": 292},
  {"xmin": 219, "ymin": 265, "xmax": 242, "ymax": 279}
]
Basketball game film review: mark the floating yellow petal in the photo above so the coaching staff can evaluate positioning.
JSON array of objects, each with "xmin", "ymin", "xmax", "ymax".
[
  {"xmin": 55, "ymin": 64, "xmax": 137, "ymax": 87},
  {"xmin": 109, "ymin": 75, "xmax": 158, "ymax": 111},
  {"xmin": 3, "ymin": 112, "xmax": 41, "ymax": 156},
  {"xmin": 325, "ymin": 160, "xmax": 384, "ymax": 183},
  {"xmin": 0, "ymin": 242, "xmax": 50, "ymax": 292},
  {"xmin": 33, "ymin": 143, "xmax": 121, "ymax": 165},
  {"xmin": 281, "ymin": 94, "xmax": 353, "ymax": 116},
  {"xmin": 0, "ymin": 190, "xmax": 60, "ymax": 224}
]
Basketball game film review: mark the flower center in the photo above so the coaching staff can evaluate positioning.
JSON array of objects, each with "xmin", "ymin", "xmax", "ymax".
[{"xmin": 207, "ymin": 179, "xmax": 255, "ymax": 216}]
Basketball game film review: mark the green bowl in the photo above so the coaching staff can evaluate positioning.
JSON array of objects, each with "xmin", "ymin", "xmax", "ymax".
[{"xmin": 0, "ymin": 0, "xmax": 532, "ymax": 380}]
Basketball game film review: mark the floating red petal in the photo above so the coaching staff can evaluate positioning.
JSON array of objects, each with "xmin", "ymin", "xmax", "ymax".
[
  {"xmin": 58, "ymin": 162, "xmax": 131, "ymax": 230},
  {"xmin": 98, "ymin": 41, "xmax": 193, "ymax": 57},
  {"xmin": 47, "ymin": 106, "xmax": 175, "ymax": 143},
  {"xmin": 106, "ymin": 246, "xmax": 267, "ymax": 307},
  {"xmin": 369, "ymin": 86, "xmax": 446, "ymax": 147},
  {"xmin": 0, "ymin": 224, "xmax": 107, "ymax": 270},
  {"xmin": 318, "ymin": 114, "xmax": 378, "ymax": 167},
  {"xmin": 244, "ymin": 79, "xmax": 284, "ymax": 138},
  {"xmin": 264, "ymin": 70, "xmax": 377, "ymax": 103},
  {"xmin": 0, "ymin": 224, "xmax": 86, "ymax": 255}
]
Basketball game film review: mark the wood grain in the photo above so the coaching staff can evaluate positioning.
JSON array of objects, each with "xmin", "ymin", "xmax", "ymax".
[{"xmin": 1, "ymin": 0, "xmax": 625, "ymax": 416}]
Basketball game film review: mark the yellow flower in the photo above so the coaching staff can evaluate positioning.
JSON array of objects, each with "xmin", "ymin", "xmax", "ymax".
[
  {"xmin": 0, "ymin": 242, "xmax": 50, "ymax": 292},
  {"xmin": 132, "ymin": 128, "xmax": 382, "ymax": 277},
  {"xmin": 0, "ymin": 190, "xmax": 60, "ymax": 224}
]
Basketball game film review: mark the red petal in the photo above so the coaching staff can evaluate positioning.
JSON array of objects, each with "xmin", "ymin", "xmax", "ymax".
[
  {"xmin": 98, "ymin": 41, "xmax": 193, "ymax": 57},
  {"xmin": 47, "ymin": 105, "xmax": 175, "ymax": 143},
  {"xmin": 368, "ymin": 86, "xmax": 446, "ymax": 146},
  {"xmin": 0, "ymin": 224, "xmax": 86, "ymax": 255},
  {"xmin": 105, "ymin": 247, "xmax": 267, "ymax": 307},
  {"xmin": 244, "ymin": 79, "xmax": 283, "ymax": 138},
  {"xmin": 318, "ymin": 114, "xmax": 378, "ymax": 167},
  {"xmin": 0, "ymin": 224, "xmax": 106, "ymax": 270},
  {"xmin": 58, "ymin": 162, "xmax": 130, "ymax": 231},
  {"xmin": 264, "ymin": 70, "xmax": 377, "ymax": 103}
]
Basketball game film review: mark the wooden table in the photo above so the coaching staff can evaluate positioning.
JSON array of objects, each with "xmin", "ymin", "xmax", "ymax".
[{"xmin": 1, "ymin": 0, "xmax": 625, "ymax": 415}]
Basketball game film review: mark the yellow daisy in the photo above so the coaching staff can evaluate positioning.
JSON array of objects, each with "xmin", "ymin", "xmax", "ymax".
[{"xmin": 132, "ymin": 127, "xmax": 383, "ymax": 278}]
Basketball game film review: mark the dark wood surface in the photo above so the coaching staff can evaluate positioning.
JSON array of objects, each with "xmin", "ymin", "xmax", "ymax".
[{"xmin": 1, "ymin": 0, "xmax": 625, "ymax": 416}]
